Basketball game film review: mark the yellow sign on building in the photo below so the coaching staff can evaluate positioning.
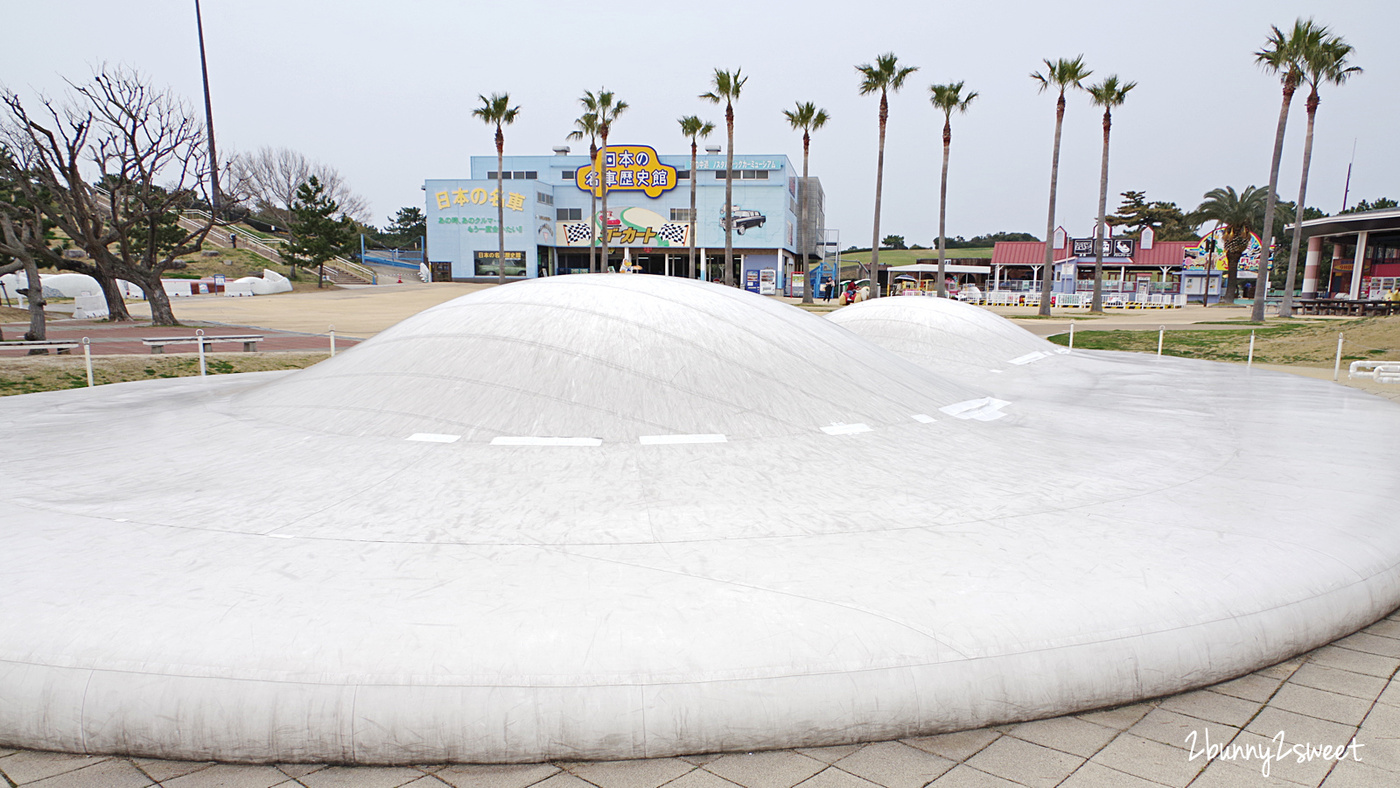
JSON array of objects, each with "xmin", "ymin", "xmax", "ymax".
[{"xmin": 575, "ymin": 145, "xmax": 677, "ymax": 199}]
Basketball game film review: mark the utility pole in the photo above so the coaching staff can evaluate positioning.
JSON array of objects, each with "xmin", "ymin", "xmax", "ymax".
[{"xmin": 195, "ymin": 0, "xmax": 221, "ymax": 218}]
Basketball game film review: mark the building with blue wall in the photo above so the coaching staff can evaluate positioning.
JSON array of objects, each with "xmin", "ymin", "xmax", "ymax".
[{"xmin": 425, "ymin": 145, "xmax": 825, "ymax": 291}]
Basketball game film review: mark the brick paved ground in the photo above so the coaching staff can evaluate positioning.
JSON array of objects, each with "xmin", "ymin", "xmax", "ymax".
[
  {"xmin": 3, "ymin": 609, "xmax": 1398, "ymax": 788},
  {"xmin": 0, "ymin": 318, "xmax": 358, "ymax": 357}
]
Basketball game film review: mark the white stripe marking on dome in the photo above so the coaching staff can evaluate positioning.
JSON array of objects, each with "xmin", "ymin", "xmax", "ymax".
[
  {"xmin": 821, "ymin": 423, "xmax": 873, "ymax": 435},
  {"xmin": 911, "ymin": 414, "xmax": 936, "ymax": 423},
  {"xmin": 639, "ymin": 434, "xmax": 728, "ymax": 445},
  {"xmin": 940, "ymin": 398, "xmax": 1011, "ymax": 421},
  {"xmin": 490, "ymin": 436, "xmax": 603, "ymax": 447},
  {"xmin": 407, "ymin": 433, "xmax": 461, "ymax": 443},
  {"xmin": 1009, "ymin": 351, "xmax": 1049, "ymax": 365}
]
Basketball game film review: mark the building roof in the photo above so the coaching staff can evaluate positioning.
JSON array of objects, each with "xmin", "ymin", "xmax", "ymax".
[
  {"xmin": 991, "ymin": 241, "xmax": 1058, "ymax": 265},
  {"xmin": 1133, "ymin": 240, "xmax": 1197, "ymax": 266},
  {"xmin": 1293, "ymin": 207, "xmax": 1400, "ymax": 239},
  {"xmin": 991, "ymin": 239, "xmax": 1197, "ymax": 267}
]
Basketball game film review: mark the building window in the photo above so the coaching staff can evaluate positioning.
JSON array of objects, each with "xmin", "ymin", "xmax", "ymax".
[
  {"xmin": 670, "ymin": 209, "xmax": 694, "ymax": 221},
  {"xmin": 562, "ymin": 170, "xmax": 575, "ymax": 180},
  {"xmin": 557, "ymin": 208, "xmax": 582, "ymax": 220},
  {"xmin": 487, "ymin": 171, "xmax": 513, "ymax": 180},
  {"xmin": 537, "ymin": 192, "xmax": 553, "ymax": 206},
  {"xmin": 713, "ymin": 170, "xmax": 769, "ymax": 180},
  {"xmin": 677, "ymin": 170, "xmax": 690, "ymax": 180}
]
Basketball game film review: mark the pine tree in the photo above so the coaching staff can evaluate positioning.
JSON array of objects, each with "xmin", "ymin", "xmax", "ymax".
[{"xmin": 283, "ymin": 176, "xmax": 354, "ymax": 287}]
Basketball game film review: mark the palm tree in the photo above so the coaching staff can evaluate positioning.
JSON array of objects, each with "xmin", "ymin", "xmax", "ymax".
[
  {"xmin": 471, "ymin": 92, "xmax": 519, "ymax": 286},
  {"xmin": 677, "ymin": 115, "xmax": 715, "ymax": 280},
  {"xmin": 1194, "ymin": 186, "xmax": 1268, "ymax": 301},
  {"xmin": 1281, "ymin": 32, "xmax": 1361, "ymax": 316},
  {"xmin": 701, "ymin": 68, "xmax": 747, "ymax": 287},
  {"xmin": 565, "ymin": 103, "xmax": 600, "ymax": 272},
  {"xmin": 1086, "ymin": 75, "xmax": 1135, "ymax": 313},
  {"xmin": 1031, "ymin": 56, "xmax": 1092, "ymax": 316},
  {"xmin": 1251, "ymin": 19, "xmax": 1323, "ymax": 321},
  {"xmin": 590, "ymin": 89, "xmax": 627, "ymax": 273},
  {"xmin": 782, "ymin": 102, "xmax": 830, "ymax": 304},
  {"xmin": 857, "ymin": 53, "xmax": 919, "ymax": 299},
  {"xmin": 928, "ymin": 82, "xmax": 976, "ymax": 299}
]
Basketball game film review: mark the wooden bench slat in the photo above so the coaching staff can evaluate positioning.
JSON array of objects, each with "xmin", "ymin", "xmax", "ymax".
[{"xmin": 141, "ymin": 335, "xmax": 264, "ymax": 354}]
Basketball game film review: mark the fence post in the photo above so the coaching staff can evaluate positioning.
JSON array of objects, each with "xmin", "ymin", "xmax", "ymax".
[
  {"xmin": 1068, "ymin": 321, "xmax": 1075, "ymax": 350},
  {"xmin": 82, "ymin": 337, "xmax": 93, "ymax": 387},
  {"xmin": 1157, "ymin": 326, "xmax": 1165, "ymax": 357},
  {"xmin": 1248, "ymin": 330, "xmax": 1256, "ymax": 369},
  {"xmin": 1334, "ymin": 333, "xmax": 1344, "ymax": 381},
  {"xmin": 196, "ymin": 328, "xmax": 207, "ymax": 377},
  {"xmin": 329, "ymin": 325, "xmax": 336, "ymax": 357}
]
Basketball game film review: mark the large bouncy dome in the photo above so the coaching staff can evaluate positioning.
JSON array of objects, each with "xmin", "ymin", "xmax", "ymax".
[{"xmin": 3, "ymin": 275, "xmax": 1400, "ymax": 764}]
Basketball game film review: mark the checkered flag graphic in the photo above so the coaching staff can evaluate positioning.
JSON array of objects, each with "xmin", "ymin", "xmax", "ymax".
[
  {"xmin": 564, "ymin": 224, "xmax": 593, "ymax": 244},
  {"xmin": 658, "ymin": 223, "xmax": 688, "ymax": 245}
]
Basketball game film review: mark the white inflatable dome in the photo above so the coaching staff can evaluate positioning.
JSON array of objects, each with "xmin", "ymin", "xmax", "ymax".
[
  {"xmin": 3, "ymin": 275, "xmax": 1400, "ymax": 764},
  {"xmin": 233, "ymin": 268, "xmax": 293, "ymax": 295},
  {"xmin": 827, "ymin": 293, "xmax": 1062, "ymax": 378}
]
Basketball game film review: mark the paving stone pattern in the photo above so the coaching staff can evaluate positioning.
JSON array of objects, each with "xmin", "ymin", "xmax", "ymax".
[{"xmin": 5, "ymin": 611, "xmax": 1400, "ymax": 788}]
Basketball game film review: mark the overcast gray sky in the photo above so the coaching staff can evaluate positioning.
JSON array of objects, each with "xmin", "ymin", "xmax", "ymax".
[{"xmin": 5, "ymin": 0, "xmax": 1395, "ymax": 247}]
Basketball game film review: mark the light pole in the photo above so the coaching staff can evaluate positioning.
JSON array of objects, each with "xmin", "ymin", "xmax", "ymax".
[{"xmin": 194, "ymin": 0, "xmax": 221, "ymax": 219}]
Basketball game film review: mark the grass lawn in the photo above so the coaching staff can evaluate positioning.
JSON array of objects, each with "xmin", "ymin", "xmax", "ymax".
[
  {"xmin": 840, "ymin": 248, "xmax": 994, "ymax": 267},
  {"xmin": 0, "ymin": 351, "xmax": 329, "ymax": 397},
  {"xmin": 1047, "ymin": 316, "xmax": 1400, "ymax": 365}
]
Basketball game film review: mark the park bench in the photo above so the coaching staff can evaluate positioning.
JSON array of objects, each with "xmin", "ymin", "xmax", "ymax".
[
  {"xmin": 0, "ymin": 339, "xmax": 83, "ymax": 355},
  {"xmin": 142, "ymin": 334, "xmax": 264, "ymax": 354}
]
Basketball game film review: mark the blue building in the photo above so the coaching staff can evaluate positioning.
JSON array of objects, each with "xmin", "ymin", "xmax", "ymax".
[{"xmin": 425, "ymin": 145, "xmax": 825, "ymax": 291}]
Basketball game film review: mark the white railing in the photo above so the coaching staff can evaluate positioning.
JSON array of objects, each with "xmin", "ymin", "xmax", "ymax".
[
  {"xmin": 178, "ymin": 209, "xmax": 376, "ymax": 284},
  {"xmin": 1349, "ymin": 361, "xmax": 1400, "ymax": 384}
]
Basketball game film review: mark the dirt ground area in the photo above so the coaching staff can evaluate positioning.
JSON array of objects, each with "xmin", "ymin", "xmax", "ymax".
[{"xmin": 123, "ymin": 281, "xmax": 489, "ymax": 336}]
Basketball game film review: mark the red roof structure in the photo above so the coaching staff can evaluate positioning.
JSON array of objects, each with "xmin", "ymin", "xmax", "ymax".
[
  {"xmin": 991, "ymin": 241, "xmax": 1065, "ymax": 266},
  {"xmin": 991, "ymin": 239, "xmax": 1197, "ymax": 267},
  {"xmin": 1132, "ymin": 240, "xmax": 1196, "ymax": 266}
]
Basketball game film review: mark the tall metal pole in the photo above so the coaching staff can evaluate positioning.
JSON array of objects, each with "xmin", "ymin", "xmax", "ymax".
[
  {"xmin": 1341, "ymin": 139, "xmax": 1357, "ymax": 212},
  {"xmin": 195, "ymin": 0, "xmax": 221, "ymax": 217}
]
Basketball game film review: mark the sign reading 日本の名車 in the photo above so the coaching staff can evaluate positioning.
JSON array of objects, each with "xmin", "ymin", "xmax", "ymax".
[{"xmin": 575, "ymin": 145, "xmax": 677, "ymax": 199}]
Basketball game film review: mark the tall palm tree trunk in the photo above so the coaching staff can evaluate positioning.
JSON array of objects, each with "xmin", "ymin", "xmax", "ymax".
[
  {"xmin": 589, "ymin": 141, "xmax": 598, "ymax": 273},
  {"xmin": 870, "ymin": 92, "xmax": 888, "ymax": 299},
  {"xmin": 1039, "ymin": 92, "xmax": 1066, "ymax": 316},
  {"xmin": 723, "ymin": 103, "xmax": 734, "ymax": 287},
  {"xmin": 937, "ymin": 117, "xmax": 950, "ymax": 298},
  {"xmin": 1281, "ymin": 91, "xmax": 1319, "ymax": 318},
  {"xmin": 1091, "ymin": 109, "xmax": 1112, "ymax": 313},
  {"xmin": 599, "ymin": 137, "xmax": 610, "ymax": 272},
  {"xmin": 1252, "ymin": 77, "xmax": 1298, "ymax": 321},
  {"xmin": 800, "ymin": 132, "xmax": 812, "ymax": 304},
  {"xmin": 689, "ymin": 139, "xmax": 698, "ymax": 279},
  {"xmin": 496, "ymin": 129, "xmax": 505, "ymax": 286}
]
